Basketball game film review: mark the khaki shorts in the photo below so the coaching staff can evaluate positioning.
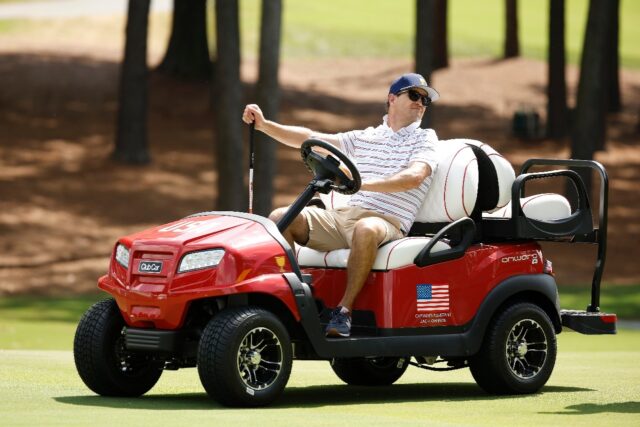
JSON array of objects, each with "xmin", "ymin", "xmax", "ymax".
[{"xmin": 301, "ymin": 206, "xmax": 404, "ymax": 252}]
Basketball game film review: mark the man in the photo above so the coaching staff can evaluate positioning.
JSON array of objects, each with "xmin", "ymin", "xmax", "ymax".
[{"xmin": 242, "ymin": 73, "xmax": 439, "ymax": 337}]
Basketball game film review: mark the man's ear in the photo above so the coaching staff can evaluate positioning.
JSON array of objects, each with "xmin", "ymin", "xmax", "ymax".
[{"xmin": 388, "ymin": 93, "xmax": 396, "ymax": 105}]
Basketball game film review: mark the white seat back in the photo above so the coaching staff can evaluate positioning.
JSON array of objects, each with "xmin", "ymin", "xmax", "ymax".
[
  {"xmin": 461, "ymin": 139, "xmax": 515, "ymax": 212},
  {"xmin": 320, "ymin": 139, "xmax": 484, "ymax": 222},
  {"xmin": 416, "ymin": 140, "xmax": 478, "ymax": 222}
]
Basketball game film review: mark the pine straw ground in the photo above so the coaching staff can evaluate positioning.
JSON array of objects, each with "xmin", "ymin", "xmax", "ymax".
[{"xmin": 0, "ymin": 38, "xmax": 639, "ymax": 295}]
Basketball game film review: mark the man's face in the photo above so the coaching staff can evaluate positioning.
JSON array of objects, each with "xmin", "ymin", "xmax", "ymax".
[{"xmin": 388, "ymin": 88, "xmax": 428, "ymax": 123}]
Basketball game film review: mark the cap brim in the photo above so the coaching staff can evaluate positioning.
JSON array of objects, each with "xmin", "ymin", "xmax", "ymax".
[{"xmin": 417, "ymin": 85, "xmax": 440, "ymax": 102}]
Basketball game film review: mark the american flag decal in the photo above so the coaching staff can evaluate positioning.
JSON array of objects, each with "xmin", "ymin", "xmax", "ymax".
[{"xmin": 416, "ymin": 284, "xmax": 450, "ymax": 312}]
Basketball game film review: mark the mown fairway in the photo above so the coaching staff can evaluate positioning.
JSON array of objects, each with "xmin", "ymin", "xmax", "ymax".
[{"xmin": 1, "ymin": 296, "xmax": 639, "ymax": 426}]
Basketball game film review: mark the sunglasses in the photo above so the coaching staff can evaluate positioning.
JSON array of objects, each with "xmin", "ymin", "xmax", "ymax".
[{"xmin": 400, "ymin": 89, "xmax": 431, "ymax": 106}]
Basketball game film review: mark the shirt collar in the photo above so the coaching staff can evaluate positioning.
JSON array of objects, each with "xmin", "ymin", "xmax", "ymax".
[{"xmin": 381, "ymin": 115, "xmax": 421, "ymax": 136}]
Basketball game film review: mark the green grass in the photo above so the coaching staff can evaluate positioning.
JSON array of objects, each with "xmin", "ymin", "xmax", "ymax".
[
  {"xmin": 232, "ymin": 0, "xmax": 640, "ymax": 68},
  {"xmin": 0, "ymin": 294, "xmax": 104, "ymax": 350},
  {"xmin": 1, "ymin": 332, "xmax": 639, "ymax": 426},
  {"xmin": 0, "ymin": 293, "xmax": 638, "ymax": 425},
  {"xmin": 558, "ymin": 284, "xmax": 640, "ymax": 319},
  {"xmin": 1, "ymin": 0, "xmax": 638, "ymax": 67}
]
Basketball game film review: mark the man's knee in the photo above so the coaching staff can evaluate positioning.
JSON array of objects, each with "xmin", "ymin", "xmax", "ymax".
[
  {"xmin": 268, "ymin": 207, "xmax": 288, "ymax": 223},
  {"xmin": 269, "ymin": 207, "xmax": 309, "ymax": 240},
  {"xmin": 353, "ymin": 218, "xmax": 386, "ymax": 243}
]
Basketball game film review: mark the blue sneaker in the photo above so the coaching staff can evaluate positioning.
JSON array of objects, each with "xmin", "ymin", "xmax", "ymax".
[{"xmin": 325, "ymin": 307, "xmax": 351, "ymax": 337}]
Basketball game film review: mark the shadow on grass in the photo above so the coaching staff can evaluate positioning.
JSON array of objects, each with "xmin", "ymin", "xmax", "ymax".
[
  {"xmin": 55, "ymin": 383, "xmax": 592, "ymax": 410},
  {"xmin": 542, "ymin": 401, "xmax": 640, "ymax": 415}
]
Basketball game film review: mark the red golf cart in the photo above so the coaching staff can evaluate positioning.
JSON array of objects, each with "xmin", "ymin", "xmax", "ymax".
[{"xmin": 74, "ymin": 138, "xmax": 616, "ymax": 407}]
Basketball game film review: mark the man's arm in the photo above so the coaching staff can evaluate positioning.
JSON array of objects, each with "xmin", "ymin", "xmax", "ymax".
[
  {"xmin": 360, "ymin": 161, "xmax": 432, "ymax": 193},
  {"xmin": 242, "ymin": 104, "xmax": 340, "ymax": 148}
]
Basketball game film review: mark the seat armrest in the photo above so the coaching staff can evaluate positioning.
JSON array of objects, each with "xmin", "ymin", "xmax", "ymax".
[{"xmin": 414, "ymin": 217, "xmax": 476, "ymax": 267}]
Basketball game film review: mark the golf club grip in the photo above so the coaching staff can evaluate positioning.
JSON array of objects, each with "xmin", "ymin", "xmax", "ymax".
[
  {"xmin": 249, "ymin": 122, "xmax": 255, "ymax": 169},
  {"xmin": 249, "ymin": 169, "xmax": 254, "ymax": 213}
]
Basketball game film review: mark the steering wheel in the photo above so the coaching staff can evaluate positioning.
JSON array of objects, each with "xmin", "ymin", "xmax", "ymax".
[{"xmin": 300, "ymin": 139, "xmax": 361, "ymax": 195}]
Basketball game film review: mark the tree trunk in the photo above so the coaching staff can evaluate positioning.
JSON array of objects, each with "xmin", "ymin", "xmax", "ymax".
[
  {"xmin": 546, "ymin": 0, "xmax": 568, "ymax": 139},
  {"xmin": 433, "ymin": 0, "xmax": 448, "ymax": 70},
  {"xmin": 214, "ymin": 0, "xmax": 244, "ymax": 210},
  {"xmin": 415, "ymin": 0, "xmax": 435, "ymax": 128},
  {"xmin": 114, "ymin": 0, "xmax": 151, "ymax": 164},
  {"xmin": 254, "ymin": 0, "xmax": 282, "ymax": 216},
  {"xmin": 571, "ymin": 0, "xmax": 616, "ymax": 193},
  {"xmin": 605, "ymin": 0, "xmax": 621, "ymax": 114},
  {"xmin": 158, "ymin": 0, "xmax": 211, "ymax": 81},
  {"xmin": 504, "ymin": 0, "xmax": 519, "ymax": 58}
]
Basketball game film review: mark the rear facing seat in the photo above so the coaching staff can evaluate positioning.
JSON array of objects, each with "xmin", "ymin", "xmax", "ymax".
[{"xmin": 296, "ymin": 139, "xmax": 573, "ymax": 270}]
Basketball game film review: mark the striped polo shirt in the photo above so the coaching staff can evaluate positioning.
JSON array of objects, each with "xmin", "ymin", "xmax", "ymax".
[{"xmin": 338, "ymin": 115, "xmax": 439, "ymax": 233}]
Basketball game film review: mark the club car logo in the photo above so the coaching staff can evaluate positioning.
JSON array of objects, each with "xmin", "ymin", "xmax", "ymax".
[
  {"xmin": 139, "ymin": 261, "xmax": 163, "ymax": 274},
  {"xmin": 501, "ymin": 253, "xmax": 538, "ymax": 265}
]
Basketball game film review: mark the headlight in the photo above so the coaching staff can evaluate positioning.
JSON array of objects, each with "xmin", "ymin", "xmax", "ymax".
[
  {"xmin": 178, "ymin": 249, "xmax": 225, "ymax": 273},
  {"xmin": 115, "ymin": 244, "xmax": 130, "ymax": 269}
]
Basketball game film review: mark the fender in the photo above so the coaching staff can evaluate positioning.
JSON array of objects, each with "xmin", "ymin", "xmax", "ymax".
[
  {"xmin": 103, "ymin": 273, "xmax": 300, "ymax": 329},
  {"xmin": 285, "ymin": 272, "xmax": 559, "ymax": 359},
  {"xmin": 460, "ymin": 273, "xmax": 561, "ymax": 355}
]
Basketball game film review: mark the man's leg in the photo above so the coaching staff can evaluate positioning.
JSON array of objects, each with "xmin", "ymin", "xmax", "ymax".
[
  {"xmin": 326, "ymin": 217, "xmax": 389, "ymax": 337},
  {"xmin": 338, "ymin": 217, "xmax": 388, "ymax": 311},
  {"xmin": 269, "ymin": 207, "xmax": 310, "ymax": 248}
]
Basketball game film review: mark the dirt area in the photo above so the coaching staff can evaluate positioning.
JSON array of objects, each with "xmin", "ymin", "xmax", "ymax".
[{"xmin": 0, "ymin": 35, "xmax": 639, "ymax": 295}]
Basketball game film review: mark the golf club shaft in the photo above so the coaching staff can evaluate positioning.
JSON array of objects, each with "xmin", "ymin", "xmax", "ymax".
[{"xmin": 249, "ymin": 122, "xmax": 255, "ymax": 213}]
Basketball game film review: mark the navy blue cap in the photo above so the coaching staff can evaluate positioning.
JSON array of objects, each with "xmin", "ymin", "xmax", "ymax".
[{"xmin": 388, "ymin": 73, "xmax": 440, "ymax": 102}]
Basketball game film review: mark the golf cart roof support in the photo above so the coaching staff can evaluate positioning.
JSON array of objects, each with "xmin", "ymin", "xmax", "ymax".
[{"xmin": 520, "ymin": 159, "xmax": 609, "ymax": 313}]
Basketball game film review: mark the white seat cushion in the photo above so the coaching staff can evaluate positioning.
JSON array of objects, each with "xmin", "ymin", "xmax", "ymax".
[
  {"xmin": 483, "ymin": 193, "xmax": 571, "ymax": 221},
  {"xmin": 296, "ymin": 237, "xmax": 451, "ymax": 270}
]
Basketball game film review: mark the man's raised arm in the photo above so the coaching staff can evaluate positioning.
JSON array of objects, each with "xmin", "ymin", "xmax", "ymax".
[{"xmin": 242, "ymin": 104, "xmax": 339, "ymax": 148}]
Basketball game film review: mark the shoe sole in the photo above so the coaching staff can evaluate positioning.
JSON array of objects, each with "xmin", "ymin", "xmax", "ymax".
[{"xmin": 325, "ymin": 327, "xmax": 350, "ymax": 338}]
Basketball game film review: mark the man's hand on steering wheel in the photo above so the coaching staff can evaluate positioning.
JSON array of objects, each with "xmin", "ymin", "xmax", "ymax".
[{"xmin": 300, "ymin": 139, "xmax": 361, "ymax": 195}]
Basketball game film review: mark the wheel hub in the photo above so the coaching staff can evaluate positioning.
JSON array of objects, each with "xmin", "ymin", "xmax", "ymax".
[
  {"xmin": 237, "ymin": 327, "xmax": 283, "ymax": 391},
  {"xmin": 246, "ymin": 350, "xmax": 262, "ymax": 367},
  {"xmin": 505, "ymin": 319, "xmax": 548, "ymax": 379},
  {"xmin": 516, "ymin": 342, "xmax": 528, "ymax": 357}
]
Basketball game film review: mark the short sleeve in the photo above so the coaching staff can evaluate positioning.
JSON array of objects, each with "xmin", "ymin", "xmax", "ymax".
[
  {"xmin": 337, "ymin": 130, "xmax": 361, "ymax": 157},
  {"xmin": 409, "ymin": 128, "xmax": 439, "ymax": 174}
]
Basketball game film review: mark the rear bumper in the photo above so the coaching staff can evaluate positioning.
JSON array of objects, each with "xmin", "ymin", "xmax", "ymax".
[{"xmin": 560, "ymin": 309, "xmax": 617, "ymax": 334}]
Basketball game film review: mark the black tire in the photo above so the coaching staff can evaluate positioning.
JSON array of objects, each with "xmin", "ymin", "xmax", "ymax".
[
  {"xmin": 73, "ymin": 299, "xmax": 163, "ymax": 397},
  {"xmin": 331, "ymin": 357, "xmax": 409, "ymax": 386},
  {"xmin": 469, "ymin": 302, "xmax": 557, "ymax": 394},
  {"xmin": 197, "ymin": 307, "xmax": 293, "ymax": 407}
]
